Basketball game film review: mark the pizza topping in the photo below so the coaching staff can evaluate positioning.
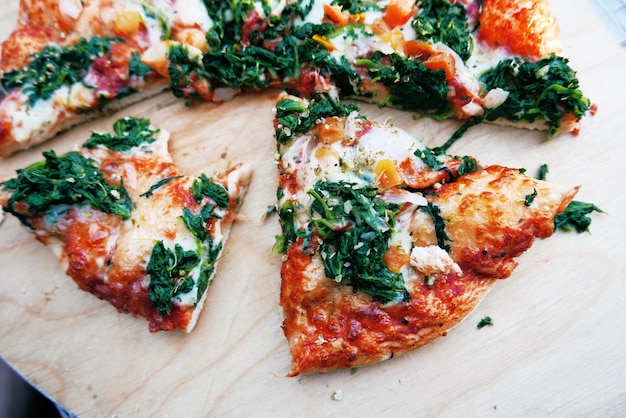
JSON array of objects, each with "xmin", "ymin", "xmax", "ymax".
[
  {"xmin": 355, "ymin": 51, "xmax": 450, "ymax": 114},
  {"xmin": 147, "ymin": 241, "xmax": 200, "ymax": 316},
  {"xmin": 191, "ymin": 174, "xmax": 231, "ymax": 208},
  {"xmin": 383, "ymin": 0, "xmax": 415, "ymax": 28},
  {"xmin": 419, "ymin": 201, "xmax": 452, "ymax": 253},
  {"xmin": 1, "ymin": 150, "xmax": 132, "ymax": 225},
  {"xmin": 305, "ymin": 180, "xmax": 410, "ymax": 303},
  {"xmin": 274, "ymin": 93, "xmax": 358, "ymax": 144},
  {"xmin": 1, "ymin": 37, "xmax": 114, "ymax": 106},
  {"xmin": 480, "ymin": 54, "xmax": 590, "ymax": 137},
  {"xmin": 413, "ymin": 0, "xmax": 473, "ymax": 62},
  {"xmin": 410, "ymin": 245, "xmax": 462, "ymax": 277},
  {"xmin": 84, "ymin": 117, "xmax": 159, "ymax": 151},
  {"xmin": 554, "ymin": 201, "xmax": 604, "ymax": 233}
]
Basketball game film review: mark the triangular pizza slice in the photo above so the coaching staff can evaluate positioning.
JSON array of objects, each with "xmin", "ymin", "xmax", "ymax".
[
  {"xmin": 0, "ymin": 0, "xmax": 212, "ymax": 156},
  {"xmin": 273, "ymin": 93, "xmax": 578, "ymax": 375},
  {"xmin": 0, "ymin": 116, "xmax": 252, "ymax": 332}
]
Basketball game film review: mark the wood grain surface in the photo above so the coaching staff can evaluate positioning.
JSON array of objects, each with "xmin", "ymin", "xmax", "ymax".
[{"xmin": 1, "ymin": 1, "xmax": 625, "ymax": 416}]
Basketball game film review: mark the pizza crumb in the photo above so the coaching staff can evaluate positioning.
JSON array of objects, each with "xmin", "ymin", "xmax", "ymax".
[{"xmin": 331, "ymin": 388, "xmax": 343, "ymax": 401}]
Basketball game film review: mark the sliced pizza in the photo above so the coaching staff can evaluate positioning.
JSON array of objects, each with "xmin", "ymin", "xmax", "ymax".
[
  {"xmin": 0, "ymin": 116, "xmax": 252, "ymax": 332},
  {"xmin": 1, "ymin": 0, "xmax": 592, "ymax": 156},
  {"xmin": 151, "ymin": 0, "xmax": 590, "ymax": 137},
  {"xmin": 0, "ymin": 0, "xmax": 212, "ymax": 156},
  {"xmin": 273, "ymin": 93, "xmax": 578, "ymax": 375}
]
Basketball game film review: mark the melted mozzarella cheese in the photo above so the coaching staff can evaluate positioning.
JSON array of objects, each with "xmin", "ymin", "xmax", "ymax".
[
  {"xmin": 8, "ymin": 87, "xmax": 72, "ymax": 147},
  {"xmin": 166, "ymin": 0, "xmax": 213, "ymax": 31}
]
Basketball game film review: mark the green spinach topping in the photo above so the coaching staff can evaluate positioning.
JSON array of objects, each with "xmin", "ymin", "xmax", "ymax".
[
  {"xmin": 480, "ymin": 54, "xmax": 591, "ymax": 137},
  {"xmin": 128, "ymin": 51, "xmax": 155, "ymax": 78},
  {"xmin": 524, "ymin": 188, "xmax": 538, "ymax": 206},
  {"xmin": 191, "ymin": 174, "xmax": 230, "ymax": 208},
  {"xmin": 273, "ymin": 200, "xmax": 297, "ymax": 254},
  {"xmin": 83, "ymin": 117, "xmax": 159, "ymax": 151},
  {"xmin": 147, "ymin": 241, "xmax": 199, "ymax": 315},
  {"xmin": 554, "ymin": 201, "xmax": 603, "ymax": 233},
  {"xmin": 274, "ymin": 93, "xmax": 358, "ymax": 144},
  {"xmin": 201, "ymin": 1, "xmax": 307, "ymax": 91},
  {"xmin": 413, "ymin": 0, "xmax": 473, "ymax": 61},
  {"xmin": 304, "ymin": 180, "xmax": 409, "ymax": 303},
  {"xmin": 181, "ymin": 205, "xmax": 215, "ymax": 242},
  {"xmin": 147, "ymin": 175, "xmax": 228, "ymax": 316},
  {"xmin": 167, "ymin": 43, "xmax": 211, "ymax": 101},
  {"xmin": 420, "ymin": 201, "xmax": 452, "ymax": 252},
  {"xmin": 140, "ymin": 176, "xmax": 183, "ymax": 198},
  {"xmin": 356, "ymin": 52, "xmax": 450, "ymax": 113},
  {"xmin": 202, "ymin": 42, "xmax": 298, "ymax": 90},
  {"xmin": 331, "ymin": 0, "xmax": 381, "ymax": 14},
  {"xmin": 0, "ymin": 37, "xmax": 114, "ymax": 106},
  {"xmin": 1, "ymin": 150, "xmax": 131, "ymax": 226},
  {"xmin": 415, "ymin": 146, "xmax": 478, "ymax": 178},
  {"xmin": 415, "ymin": 146, "xmax": 446, "ymax": 171},
  {"xmin": 457, "ymin": 155, "xmax": 479, "ymax": 176},
  {"xmin": 537, "ymin": 163, "xmax": 549, "ymax": 181}
]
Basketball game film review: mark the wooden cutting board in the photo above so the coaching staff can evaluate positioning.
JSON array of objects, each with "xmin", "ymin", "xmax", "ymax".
[{"xmin": 1, "ymin": 1, "xmax": 625, "ymax": 416}]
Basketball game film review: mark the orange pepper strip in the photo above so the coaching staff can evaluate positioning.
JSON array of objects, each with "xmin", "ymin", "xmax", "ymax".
[
  {"xmin": 424, "ymin": 53, "xmax": 456, "ymax": 80},
  {"xmin": 323, "ymin": 4, "xmax": 349, "ymax": 26},
  {"xmin": 403, "ymin": 39, "xmax": 433, "ymax": 59},
  {"xmin": 383, "ymin": 0, "xmax": 415, "ymax": 27},
  {"xmin": 312, "ymin": 34, "xmax": 335, "ymax": 51}
]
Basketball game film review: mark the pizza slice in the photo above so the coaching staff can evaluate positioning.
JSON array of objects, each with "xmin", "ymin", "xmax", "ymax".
[
  {"xmin": 273, "ymin": 93, "xmax": 578, "ymax": 375},
  {"xmin": 148, "ymin": 0, "xmax": 590, "ymax": 138},
  {"xmin": 1, "ymin": 0, "xmax": 592, "ymax": 156},
  {"xmin": 0, "ymin": 116, "xmax": 252, "ymax": 332},
  {"xmin": 0, "ymin": 0, "xmax": 213, "ymax": 156}
]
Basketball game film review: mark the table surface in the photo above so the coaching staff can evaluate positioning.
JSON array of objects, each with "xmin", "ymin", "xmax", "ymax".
[{"xmin": 1, "ymin": 1, "xmax": 625, "ymax": 416}]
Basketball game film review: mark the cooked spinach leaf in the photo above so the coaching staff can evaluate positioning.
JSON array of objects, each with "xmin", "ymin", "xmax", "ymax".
[
  {"xmin": 305, "ymin": 180, "xmax": 409, "ymax": 303},
  {"xmin": 524, "ymin": 189, "xmax": 538, "ymax": 206},
  {"xmin": 1, "ymin": 37, "xmax": 114, "ymax": 105},
  {"xmin": 147, "ymin": 241, "xmax": 200, "ymax": 315},
  {"xmin": 413, "ymin": 0, "xmax": 473, "ymax": 61},
  {"xmin": 1, "ymin": 150, "xmax": 131, "ymax": 225},
  {"xmin": 195, "ymin": 240, "xmax": 223, "ymax": 303},
  {"xmin": 480, "ymin": 54, "xmax": 590, "ymax": 137},
  {"xmin": 191, "ymin": 174, "xmax": 230, "ymax": 208},
  {"xmin": 84, "ymin": 117, "xmax": 159, "ymax": 151},
  {"xmin": 554, "ymin": 201, "xmax": 603, "ymax": 233},
  {"xmin": 273, "ymin": 200, "xmax": 296, "ymax": 254},
  {"xmin": 355, "ymin": 52, "xmax": 450, "ymax": 114},
  {"xmin": 457, "ymin": 155, "xmax": 479, "ymax": 176},
  {"xmin": 128, "ymin": 51, "xmax": 154, "ymax": 78},
  {"xmin": 167, "ymin": 43, "xmax": 211, "ymax": 101},
  {"xmin": 180, "ymin": 205, "xmax": 216, "ymax": 242},
  {"xmin": 140, "ymin": 176, "xmax": 183, "ymax": 198},
  {"xmin": 420, "ymin": 201, "xmax": 452, "ymax": 252}
]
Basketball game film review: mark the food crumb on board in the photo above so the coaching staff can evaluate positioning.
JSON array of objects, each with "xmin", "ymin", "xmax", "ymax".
[{"xmin": 331, "ymin": 388, "xmax": 343, "ymax": 401}]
